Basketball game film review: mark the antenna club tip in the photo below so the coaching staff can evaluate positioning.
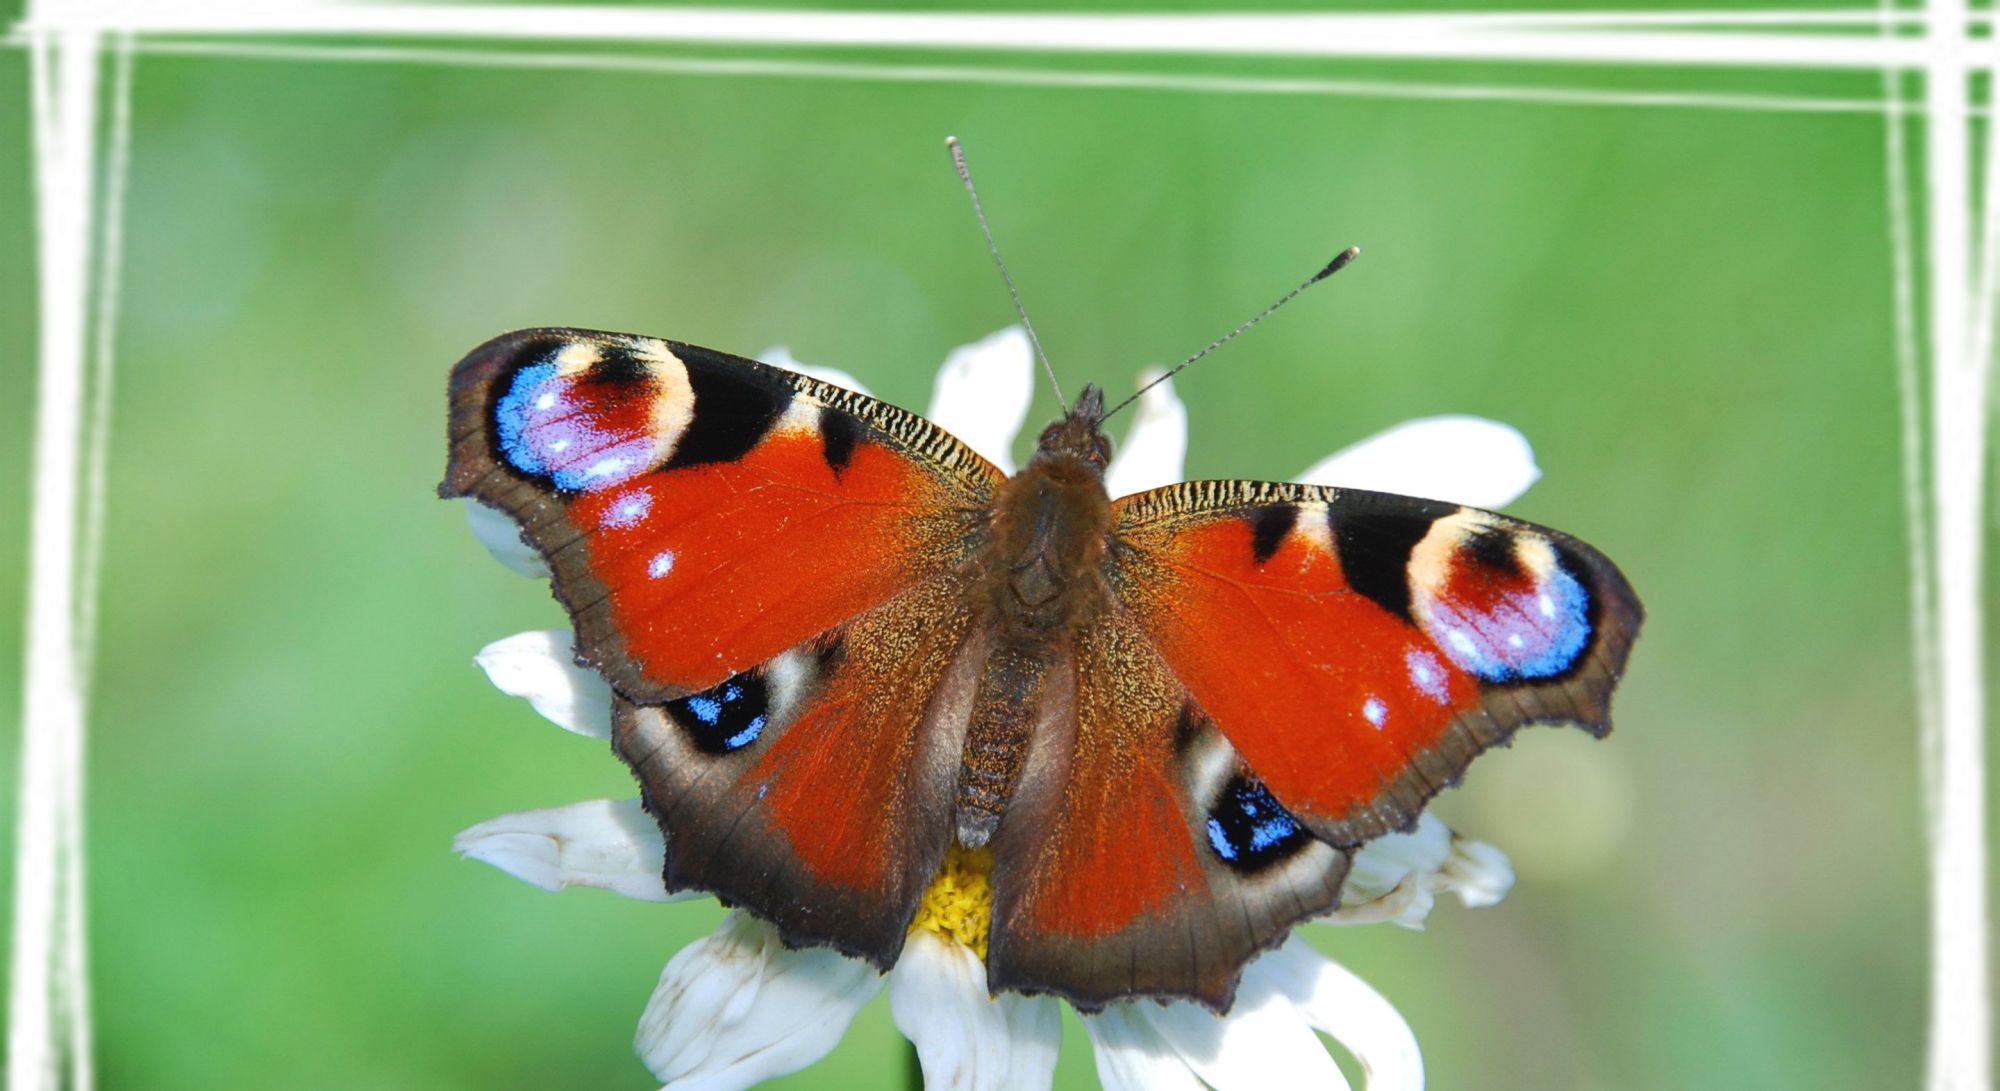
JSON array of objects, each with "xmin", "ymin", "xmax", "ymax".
[
  {"xmin": 945, "ymin": 135, "xmax": 960, "ymax": 146},
  {"xmin": 1313, "ymin": 245, "xmax": 1363, "ymax": 282}
]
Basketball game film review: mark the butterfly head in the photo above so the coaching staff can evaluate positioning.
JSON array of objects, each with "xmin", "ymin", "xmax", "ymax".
[{"xmin": 1031, "ymin": 383, "xmax": 1113, "ymax": 471}]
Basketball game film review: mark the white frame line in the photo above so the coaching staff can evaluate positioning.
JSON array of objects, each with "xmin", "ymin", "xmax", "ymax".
[
  {"xmin": 16, "ymin": 37, "xmax": 1960, "ymax": 118},
  {"xmin": 7, "ymin": 7, "xmax": 1989, "ymax": 1091},
  {"xmin": 5, "ymin": 3, "xmax": 1977, "ymax": 69},
  {"xmin": 14, "ymin": 25, "xmax": 100, "ymax": 1091},
  {"xmin": 1921, "ymin": 1, "xmax": 1991, "ymax": 1087}
]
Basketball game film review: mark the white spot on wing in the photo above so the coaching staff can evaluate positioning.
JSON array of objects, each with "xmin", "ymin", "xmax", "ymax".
[
  {"xmin": 627, "ymin": 340, "xmax": 696, "ymax": 464},
  {"xmin": 583, "ymin": 457, "xmax": 628, "ymax": 481},
  {"xmin": 774, "ymin": 399, "xmax": 823, "ymax": 435},
  {"xmin": 764, "ymin": 649, "xmax": 813, "ymax": 722},
  {"xmin": 647, "ymin": 550, "xmax": 676, "ymax": 578},
  {"xmin": 602, "ymin": 489, "xmax": 653, "ymax": 530},
  {"xmin": 553, "ymin": 342, "xmax": 603, "ymax": 374},
  {"xmin": 1406, "ymin": 648, "xmax": 1449, "ymax": 703},
  {"xmin": 1363, "ymin": 697, "xmax": 1388, "ymax": 728}
]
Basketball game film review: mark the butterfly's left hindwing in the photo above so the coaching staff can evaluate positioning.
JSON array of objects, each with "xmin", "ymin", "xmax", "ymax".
[
  {"xmin": 985, "ymin": 612, "xmax": 1351, "ymax": 1012},
  {"xmin": 1108, "ymin": 482, "xmax": 1643, "ymax": 849}
]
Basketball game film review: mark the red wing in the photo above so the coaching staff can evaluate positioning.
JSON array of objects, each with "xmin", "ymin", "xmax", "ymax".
[
  {"xmin": 985, "ymin": 613, "xmax": 1350, "ymax": 1012},
  {"xmin": 614, "ymin": 575, "xmax": 984, "ymax": 968},
  {"xmin": 440, "ymin": 328, "xmax": 1000, "ymax": 703},
  {"xmin": 1110, "ymin": 481, "xmax": 1642, "ymax": 846}
]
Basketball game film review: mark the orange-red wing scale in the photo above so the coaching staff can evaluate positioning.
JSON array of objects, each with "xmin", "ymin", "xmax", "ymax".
[
  {"xmin": 440, "ymin": 328, "xmax": 1001, "ymax": 703},
  {"xmin": 613, "ymin": 575, "xmax": 981, "ymax": 968},
  {"xmin": 986, "ymin": 613, "xmax": 1351, "ymax": 1011},
  {"xmin": 1111, "ymin": 482, "xmax": 1642, "ymax": 846},
  {"xmin": 565, "ymin": 432, "xmax": 947, "ymax": 691}
]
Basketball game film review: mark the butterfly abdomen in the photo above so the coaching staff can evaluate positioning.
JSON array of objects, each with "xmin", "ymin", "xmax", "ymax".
[
  {"xmin": 956, "ymin": 637, "xmax": 1052, "ymax": 848},
  {"xmin": 956, "ymin": 439, "xmax": 1116, "ymax": 848}
]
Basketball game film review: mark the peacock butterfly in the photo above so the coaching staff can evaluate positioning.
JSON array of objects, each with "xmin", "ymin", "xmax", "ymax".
[{"xmin": 438, "ymin": 309, "xmax": 1643, "ymax": 1012}]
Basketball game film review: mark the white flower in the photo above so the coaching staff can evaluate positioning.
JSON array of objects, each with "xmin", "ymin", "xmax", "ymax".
[{"xmin": 456, "ymin": 329, "xmax": 1537, "ymax": 1090}]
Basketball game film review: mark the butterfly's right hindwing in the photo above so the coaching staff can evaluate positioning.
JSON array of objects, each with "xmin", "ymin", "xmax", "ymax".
[{"xmin": 614, "ymin": 575, "xmax": 985, "ymax": 968}]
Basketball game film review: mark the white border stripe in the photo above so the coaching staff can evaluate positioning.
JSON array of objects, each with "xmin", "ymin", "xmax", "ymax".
[
  {"xmin": 7, "ymin": 3, "xmax": 1952, "ymax": 70},
  {"xmin": 1879, "ymin": 36, "xmax": 1942, "ymax": 809},
  {"xmin": 66, "ymin": 38, "xmax": 1946, "ymax": 117},
  {"xmin": 4, "ymin": 7, "xmax": 1989, "ymax": 1091},
  {"xmin": 1921, "ymin": 2, "xmax": 1993, "ymax": 1089},
  {"xmin": 12, "ymin": 27, "xmax": 101, "ymax": 1091},
  {"xmin": 58, "ymin": 35, "xmax": 131, "ymax": 1091}
]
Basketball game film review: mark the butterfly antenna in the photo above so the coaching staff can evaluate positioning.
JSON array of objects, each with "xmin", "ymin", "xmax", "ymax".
[
  {"xmin": 946, "ymin": 136, "xmax": 1066, "ymax": 411},
  {"xmin": 1102, "ymin": 246, "xmax": 1362, "ymax": 421}
]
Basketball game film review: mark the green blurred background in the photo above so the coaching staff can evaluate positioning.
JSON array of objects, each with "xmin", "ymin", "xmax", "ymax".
[{"xmin": 0, "ymin": 6, "xmax": 1940, "ymax": 1088}]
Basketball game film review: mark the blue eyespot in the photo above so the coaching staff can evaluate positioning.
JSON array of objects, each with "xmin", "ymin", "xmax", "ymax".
[
  {"xmin": 495, "ymin": 362, "xmax": 561, "ymax": 477},
  {"xmin": 1427, "ymin": 563, "xmax": 1592, "ymax": 682},
  {"xmin": 1206, "ymin": 775, "xmax": 1308, "ymax": 871},
  {"xmin": 492, "ymin": 358, "xmax": 656, "ymax": 492},
  {"xmin": 666, "ymin": 675, "xmax": 770, "ymax": 754}
]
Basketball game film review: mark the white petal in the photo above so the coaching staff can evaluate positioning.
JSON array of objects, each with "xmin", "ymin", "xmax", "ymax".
[
  {"xmin": 638, "ymin": 911, "xmax": 884, "ymax": 1091},
  {"xmin": 1325, "ymin": 881, "xmax": 1439, "ymax": 929},
  {"xmin": 1083, "ymin": 1005, "xmax": 1204, "ymax": 1091},
  {"xmin": 1342, "ymin": 814, "xmax": 1453, "ymax": 905},
  {"xmin": 927, "ymin": 327, "xmax": 1034, "ymax": 474},
  {"xmin": 1294, "ymin": 416, "xmax": 1540, "ymax": 508},
  {"xmin": 1142, "ymin": 972, "xmax": 1351, "ymax": 1091},
  {"xmin": 452, "ymin": 797, "xmax": 684, "ymax": 903},
  {"xmin": 1440, "ymin": 837, "xmax": 1515, "ymax": 909},
  {"xmin": 475, "ymin": 630, "xmax": 612, "ymax": 739},
  {"xmin": 1102, "ymin": 368, "xmax": 1188, "ymax": 498},
  {"xmin": 464, "ymin": 498, "xmax": 548, "ymax": 578},
  {"xmin": 1326, "ymin": 816, "xmax": 1515, "ymax": 928},
  {"xmin": 759, "ymin": 345, "xmax": 871, "ymax": 396},
  {"xmin": 1248, "ymin": 937, "xmax": 1423, "ymax": 1091},
  {"xmin": 889, "ymin": 931, "xmax": 1060, "ymax": 1091}
]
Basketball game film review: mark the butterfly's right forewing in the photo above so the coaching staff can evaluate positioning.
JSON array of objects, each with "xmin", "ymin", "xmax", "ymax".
[
  {"xmin": 443, "ymin": 327, "xmax": 1005, "ymax": 966},
  {"xmin": 442, "ymin": 328, "xmax": 1001, "ymax": 703}
]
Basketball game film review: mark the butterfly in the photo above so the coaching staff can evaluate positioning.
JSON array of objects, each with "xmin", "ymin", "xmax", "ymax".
[{"xmin": 440, "ymin": 324, "xmax": 1643, "ymax": 1013}]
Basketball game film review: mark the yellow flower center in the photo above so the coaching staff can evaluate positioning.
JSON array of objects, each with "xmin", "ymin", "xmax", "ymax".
[{"xmin": 909, "ymin": 844, "xmax": 995, "ymax": 959}]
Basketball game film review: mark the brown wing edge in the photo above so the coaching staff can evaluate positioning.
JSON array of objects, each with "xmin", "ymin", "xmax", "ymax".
[{"xmin": 987, "ymin": 836, "xmax": 1353, "ymax": 1015}]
